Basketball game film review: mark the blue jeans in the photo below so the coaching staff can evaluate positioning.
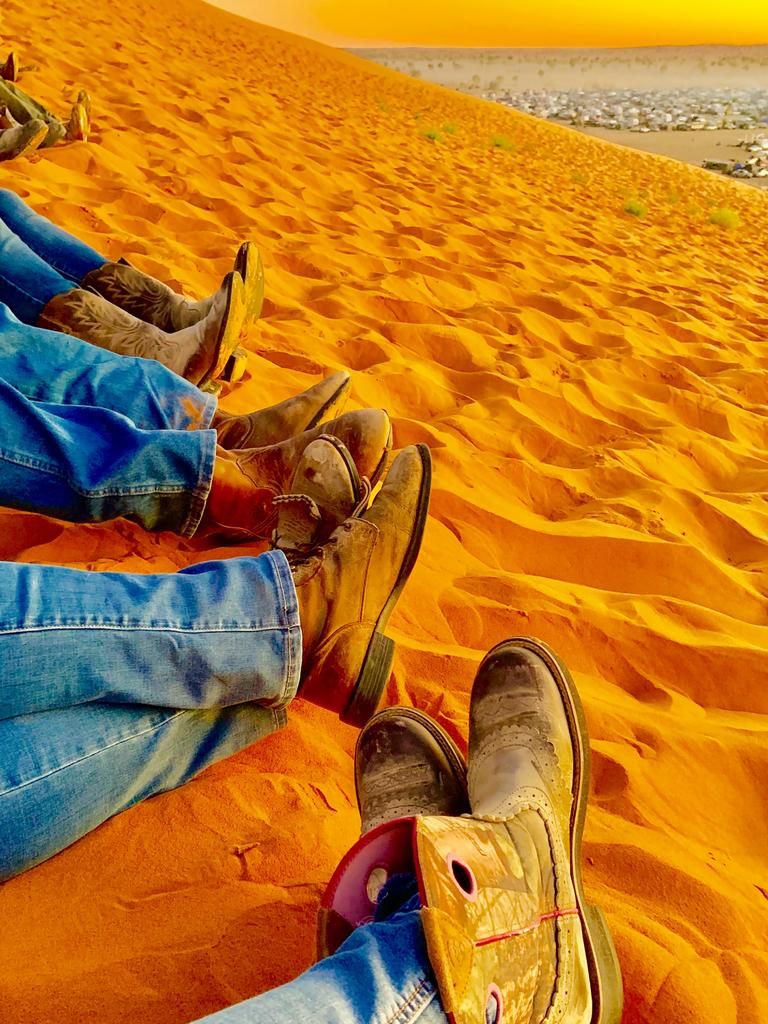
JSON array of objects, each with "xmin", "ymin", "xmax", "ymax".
[
  {"xmin": 0, "ymin": 188, "xmax": 106, "ymax": 321},
  {"xmin": 0, "ymin": 302, "xmax": 216, "ymax": 534},
  {"xmin": 0, "ymin": 550, "xmax": 302, "ymax": 879},
  {"xmin": 195, "ymin": 896, "xmax": 447, "ymax": 1024},
  {"xmin": 0, "ymin": 297, "xmax": 303, "ymax": 879}
]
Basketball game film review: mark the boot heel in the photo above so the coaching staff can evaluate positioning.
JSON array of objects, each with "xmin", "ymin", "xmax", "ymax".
[
  {"xmin": 341, "ymin": 633, "xmax": 394, "ymax": 727},
  {"xmin": 583, "ymin": 904, "xmax": 624, "ymax": 1024},
  {"xmin": 221, "ymin": 347, "xmax": 248, "ymax": 383}
]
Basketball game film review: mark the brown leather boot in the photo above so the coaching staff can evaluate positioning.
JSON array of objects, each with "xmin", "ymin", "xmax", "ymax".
[
  {"xmin": 37, "ymin": 272, "xmax": 245, "ymax": 386},
  {"xmin": 317, "ymin": 705, "xmax": 467, "ymax": 955},
  {"xmin": 292, "ymin": 443, "xmax": 431, "ymax": 725},
  {"xmin": 215, "ymin": 371, "xmax": 351, "ymax": 449},
  {"xmin": 272, "ymin": 435, "xmax": 362, "ymax": 553},
  {"xmin": 317, "ymin": 638, "xmax": 623, "ymax": 1024},
  {"xmin": 0, "ymin": 118, "xmax": 47, "ymax": 161},
  {"xmin": 200, "ymin": 409, "xmax": 391, "ymax": 541},
  {"xmin": 356, "ymin": 707, "xmax": 469, "ymax": 835}
]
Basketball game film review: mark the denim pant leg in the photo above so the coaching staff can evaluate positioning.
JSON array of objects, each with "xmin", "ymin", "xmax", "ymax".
[
  {"xmin": 0, "ymin": 699, "xmax": 287, "ymax": 879},
  {"xmin": 0, "ymin": 217, "xmax": 74, "ymax": 322},
  {"xmin": 0, "ymin": 376, "xmax": 215, "ymax": 533},
  {"xmin": 194, "ymin": 910, "xmax": 447, "ymax": 1024},
  {"xmin": 0, "ymin": 551, "xmax": 301, "ymax": 719},
  {"xmin": 0, "ymin": 302, "xmax": 215, "ymax": 430},
  {"xmin": 0, "ymin": 188, "xmax": 105, "ymax": 280}
]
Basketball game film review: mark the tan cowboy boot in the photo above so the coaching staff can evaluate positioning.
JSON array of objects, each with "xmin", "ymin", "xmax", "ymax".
[
  {"xmin": 83, "ymin": 243, "xmax": 263, "ymax": 334},
  {"xmin": 0, "ymin": 118, "xmax": 47, "ymax": 161},
  {"xmin": 317, "ymin": 638, "xmax": 623, "ymax": 1024},
  {"xmin": 292, "ymin": 443, "xmax": 431, "ymax": 725},
  {"xmin": 37, "ymin": 272, "xmax": 245, "ymax": 386},
  {"xmin": 82, "ymin": 261, "xmax": 230, "ymax": 333},
  {"xmin": 200, "ymin": 409, "xmax": 392, "ymax": 542},
  {"xmin": 215, "ymin": 371, "xmax": 351, "ymax": 449}
]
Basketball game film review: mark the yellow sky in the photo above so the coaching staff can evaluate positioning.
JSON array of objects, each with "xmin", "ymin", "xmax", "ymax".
[{"xmin": 210, "ymin": 0, "xmax": 768, "ymax": 47}]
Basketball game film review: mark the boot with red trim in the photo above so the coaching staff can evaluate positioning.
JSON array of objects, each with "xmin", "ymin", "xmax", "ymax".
[{"xmin": 317, "ymin": 637, "xmax": 623, "ymax": 1024}]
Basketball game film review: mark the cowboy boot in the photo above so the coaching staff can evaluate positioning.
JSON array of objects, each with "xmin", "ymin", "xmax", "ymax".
[
  {"xmin": 200, "ymin": 408, "xmax": 392, "ymax": 542},
  {"xmin": 318, "ymin": 638, "xmax": 623, "ymax": 1024},
  {"xmin": 0, "ymin": 53, "xmax": 19, "ymax": 83},
  {"xmin": 0, "ymin": 118, "xmax": 47, "ymax": 161},
  {"xmin": 318, "ymin": 706, "xmax": 469, "ymax": 956},
  {"xmin": 81, "ymin": 260, "xmax": 231, "ymax": 332},
  {"xmin": 214, "ymin": 371, "xmax": 351, "ymax": 449},
  {"xmin": 0, "ymin": 80, "xmax": 66, "ymax": 146},
  {"xmin": 37, "ymin": 272, "xmax": 245, "ymax": 386},
  {"xmin": 291, "ymin": 443, "xmax": 431, "ymax": 725}
]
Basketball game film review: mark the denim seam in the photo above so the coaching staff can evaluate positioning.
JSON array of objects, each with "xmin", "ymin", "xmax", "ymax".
[
  {"xmin": 0, "ymin": 448, "xmax": 203, "ymax": 497},
  {"xmin": 0, "ymin": 273, "xmax": 59, "ymax": 308},
  {"xmin": 0, "ymin": 705, "xmax": 289, "ymax": 797},
  {"xmin": 382, "ymin": 977, "xmax": 437, "ymax": 1024},
  {"xmin": 0, "ymin": 624, "xmax": 297, "ymax": 634},
  {"xmin": 0, "ymin": 708, "xmax": 187, "ymax": 796}
]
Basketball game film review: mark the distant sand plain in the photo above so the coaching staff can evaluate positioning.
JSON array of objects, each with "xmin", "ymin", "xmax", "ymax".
[{"xmin": 353, "ymin": 46, "xmax": 768, "ymax": 185}]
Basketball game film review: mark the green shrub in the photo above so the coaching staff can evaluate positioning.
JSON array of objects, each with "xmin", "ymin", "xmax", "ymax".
[
  {"xmin": 442, "ymin": 122, "xmax": 457, "ymax": 135},
  {"xmin": 422, "ymin": 128, "xmax": 443, "ymax": 142},
  {"xmin": 491, "ymin": 134, "xmax": 514, "ymax": 150},
  {"xmin": 623, "ymin": 198, "xmax": 648, "ymax": 217},
  {"xmin": 709, "ymin": 206, "xmax": 740, "ymax": 229}
]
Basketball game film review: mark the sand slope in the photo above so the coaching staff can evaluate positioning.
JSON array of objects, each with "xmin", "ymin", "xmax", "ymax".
[{"xmin": 1, "ymin": 1, "xmax": 768, "ymax": 1021}]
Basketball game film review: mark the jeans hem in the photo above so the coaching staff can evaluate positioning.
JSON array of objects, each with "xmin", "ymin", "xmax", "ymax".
[
  {"xmin": 181, "ymin": 428, "xmax": 217, "ymax": 537},
  {"xmin": 266, "ymin": 549, "xmax": 302, "ymax": 708}
]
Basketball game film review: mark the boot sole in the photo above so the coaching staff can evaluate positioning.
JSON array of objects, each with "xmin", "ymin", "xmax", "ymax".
[
  {"xmin": 354, "ymin": 705, "xmax": 468, "ymax": 818},
  {"xmin": 340, "ymin": 444, "xmax": 432, "ymax": 727},
  {"xmin": 200, "ymin": 272, "xmax": 246, "ymax": 386},
  {"xmin": 482, "ymin": 637, "xmax": 624, "ymax": 1024},
  {"xmin": 220, "ymin": 346, "xmax": 249, "ymax": 383},
  {"xmin": 235, "ymin": 242, "xmax": 265, "ymax": 326}
]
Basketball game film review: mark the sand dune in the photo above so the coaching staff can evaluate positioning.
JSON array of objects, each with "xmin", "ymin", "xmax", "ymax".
[{"xmin": 1, "ymin": 1, "xmax": 768, "ymax": 1022}]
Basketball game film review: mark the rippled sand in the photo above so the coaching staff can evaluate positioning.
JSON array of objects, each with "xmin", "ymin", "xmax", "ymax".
[{"xmin": 1, "ymin": 2, "xmax": 767, "ymax": 1022}]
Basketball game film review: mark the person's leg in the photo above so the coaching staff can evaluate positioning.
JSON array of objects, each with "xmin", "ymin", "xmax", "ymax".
[
  {"xmin": 0, "ymin": 374, "xmax": 215, "ymax": 532},
  {"xmin": 0, "ymin": 699, "xmax": 287, "ymax": 879},
  {"xmin": 0, "ymin": 188, "xmax": 105, "ymax": 282},
  {"xmin": 0, "ymin": 81, "xmax": 66, "ymax": 146},
  {"xmin": 0, "ymin": 551, "xmax": 300, "ymax": 719},
  {"xmin": 195, "ymin": 908, "xmax": 446, "ymax": 1024},
  {"xmin": 0, "ymin": 302, "xmax": 215, "ymax": 430},
  {"xmin": 0, "ymin": 216, "xmax": 76, "ymax": 321}
]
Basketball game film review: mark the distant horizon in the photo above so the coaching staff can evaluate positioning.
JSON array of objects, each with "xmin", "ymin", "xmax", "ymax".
[
  {"xmin": 205, "ymin": 1, "xmax": 768, "ymax": 50},
  {"xmin": 347, "ymin": 43, "xmax": 768, "ymax": 51}
]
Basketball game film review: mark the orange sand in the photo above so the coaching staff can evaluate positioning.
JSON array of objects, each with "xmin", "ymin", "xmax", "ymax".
[{"xmin": 1, "ymin": 1, "xmax": 768, "ymax": 1021}]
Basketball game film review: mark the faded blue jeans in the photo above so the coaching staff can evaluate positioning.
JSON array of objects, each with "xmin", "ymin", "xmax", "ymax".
[
  {"xmin": 0, "ymin": 187, "xmax": 105, "ymax": 322},
  {"xmin": 0, "ymin": 302, "xmax": 303, "ymax": 879},
  {"xmin": 0, "ymin": 301, "xmax": 216, "ymax": 533},
  {"xmin": 194, "ymin": 888, "xmax": 448, "ymax": 1024}
]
